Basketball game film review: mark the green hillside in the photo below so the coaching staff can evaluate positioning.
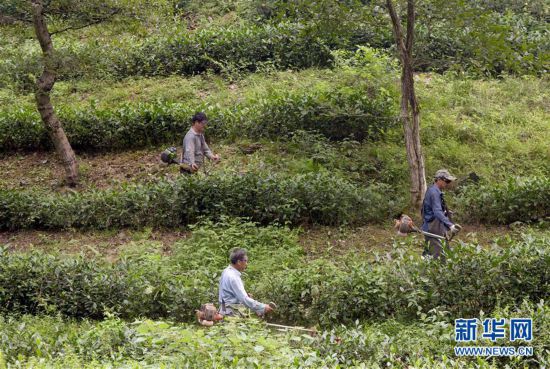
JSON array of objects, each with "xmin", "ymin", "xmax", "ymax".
[{"xmin": 0, "ymin": 0, "xmax": 548, "ymax": 367}]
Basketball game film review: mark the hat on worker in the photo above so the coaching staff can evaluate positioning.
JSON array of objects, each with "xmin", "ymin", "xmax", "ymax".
[{"xmin": 434, "ymin": 169, "xmax": 456, "ymax": 181}]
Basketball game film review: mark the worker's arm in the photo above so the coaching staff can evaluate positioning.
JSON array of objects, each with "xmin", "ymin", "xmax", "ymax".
[
  {"xmin": 430, "ymin": 190, "xmax": 453, "ymax": 228},
  {"xmin": 229, "ymin": 275, "xmax": 265, "ymax": 315},
  {"xmin": 201, "ymin": 135, "xmax": 214, "ymax": 160}
]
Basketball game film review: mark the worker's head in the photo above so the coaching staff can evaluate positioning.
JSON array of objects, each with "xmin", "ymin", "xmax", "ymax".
[
  {"xmin": 434, "ymin": 169, "xmax": 456, "ymax": 189},
  {"xmin": 191, "ymin": 112, "xmax": 208, "ymax": 134},
  {"xmin": 230, "ymin": 248, "xmax": 249, "ymax": 272}
]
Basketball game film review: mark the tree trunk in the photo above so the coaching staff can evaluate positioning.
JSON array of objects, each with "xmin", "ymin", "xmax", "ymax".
[
  {"xmin": 386, "ymin": 0, "xmax": 426, "ymax": 211},
  {"xmin": 31, "ymin": 0, "xmax": 78, "ymax": 186}
]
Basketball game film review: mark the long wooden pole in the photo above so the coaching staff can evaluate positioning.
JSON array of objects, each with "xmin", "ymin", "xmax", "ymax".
[{"xmin": 265, "ymin": 323, "xmax": 317, "ymax": 334}]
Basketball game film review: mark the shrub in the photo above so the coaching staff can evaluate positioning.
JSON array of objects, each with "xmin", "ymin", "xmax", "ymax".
[
  {"xmin": 171, "ymin": 217, "xmax": 304, "ymax": 281},
  {"xmin": 0, "ymin": 219, "xmax": 303, "ymax": 321},
  {"xmin": 257, "ymin": 233, "xmax": 550, "ymax": 325},
  {"xmin": 0, "ymin": 22, "xmax": 338, "ymax": 87},
  {"xmin": 115, "ymin": 22, "xmax": 335, "ymax": 78},
  {"xmin": 0, "ymin": 231, "xmax": 547, "ymax": 331},
  {"xmin": 1, "ymin": 5, "xmax": 546, "ymax": 89},
  {"xmin": 0, "ymin": 316, "xmax": 334, "ymax": 368},
  {"xmin": 0, "ymin": 246, "xmax": 226, "ymax": 321},
  {"xmin": 0, "ymin": 67, "xmax": 397, "ymax": 151},
  {"xmin": 455, "ymin": 176, "xmax": 550, "ymax": 224},
  {"xmin": 0, "ymin": 172, "xmax": 399, "ymax": 230},
  {"xmin": 315, "ymin": 300, "xmax": 549, "ymax": 368},
  {"xmin": 2, "ymin": 310, "xmax": 546, "ymax": 368}
]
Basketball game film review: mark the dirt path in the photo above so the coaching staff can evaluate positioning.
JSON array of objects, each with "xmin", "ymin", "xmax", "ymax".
[
  {"xmin": 0, "ymin": 149, "xmax": 529, "ymax": 260},
  {"xmin": 0, "ymin": 224, "xmax": 515, "ymax": 261},
  {"xmin": 0, "ymin": 149, "xmax": 178, "ymax": 191},
  {"xmin": 0, "ymin": 144, "xmax": 246, "ymax": 191}
]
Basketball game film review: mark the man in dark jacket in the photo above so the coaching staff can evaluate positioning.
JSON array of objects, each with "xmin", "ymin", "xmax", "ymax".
[{"xmin": 421, "ymin": 169, "xmax": 460, "ymax": 259}]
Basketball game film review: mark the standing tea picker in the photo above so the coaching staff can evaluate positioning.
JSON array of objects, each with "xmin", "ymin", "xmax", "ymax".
[
  {"xmin": 180, "ymin": 112, "xmax": 220, "ymax": 174},
  {"xmin": 160, "ymin": 112, "xmax": 220, "ymax": 174},
  {"xmin": 395, "ymin": 169, "xmax": 462, "ymax": 260}
]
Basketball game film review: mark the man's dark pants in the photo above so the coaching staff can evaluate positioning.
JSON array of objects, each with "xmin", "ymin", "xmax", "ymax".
[{"xmin": 423, "ymin": 218, "xmax": 448, "ymax": 260}]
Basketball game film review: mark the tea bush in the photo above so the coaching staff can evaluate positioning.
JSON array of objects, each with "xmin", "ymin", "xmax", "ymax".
[
  {"xmin": 315, "ymin": 300, "xmax": 549, "ymax": 368},
  {"xmin": 115, "ymin": 22, "xmax": 336, "ymax": 78},
  {"xmin": 0, "ymin": 316, "xmax": 333, "ymax": 368},
  {"xmin": 456, "ymin": 176, "xmax": 550, "ymax": 224},
  {"xmin": 0, "ymin": 172, "xmax": 399, "ymax": 230},
  {"xmin": 2, "ymin": 5, "xmax": 547, "ymax": 87},
  {"xmin": 249, "ymin": 0, "xmax": 549, "ymax": 77},
  {"xmin": 0, "ymin": 250, "xmax": 205, "ymax": 320},
  {"xmin": 0, "ymin": 298, "xmax": 547, "ymax": 368},
  {"xmin": 0, "ymin": 264, "xmax": 550, "ymax": 369},
  {"xmin": 0, "ymin": 219, "xmax": 300, "ymax": 321},
  {"xmin": 0, "ymin": 67, "xmax": 397, "ymax": 151},
  {"xmin": 1, "ymin": 21, "xmax": 343, "ymax": 87},
  {"xmin": 171, "ymin": 218, "xmax": 304, "ymax": 281},
  {"xmin": 0, "ymin": 230, "xmax": 547, "ymax": 327},
  {"xmin": 258, "ymin": 233, "xmax": 550, "ymax": 325}
]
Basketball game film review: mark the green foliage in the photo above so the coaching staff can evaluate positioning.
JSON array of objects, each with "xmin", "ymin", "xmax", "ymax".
[
  {"xmin": 3, "ymin": 311, "xmax": 547, "ymax": 368},
  {"xmin": 0, "ymin": 21, "xmax": 341, "ymax": 88},
  {"xmin": 0, "ymin": 233, "xmax": 548, "ymax": 367},
  {"xmin": 0, "ymin": 219, "xmax": 302, "ymax": 321},
  {"xmin": 315, "ymin": 300, "xmax": 549, "ymax": 368},
  {"xmin": 117, "ymin": 22, "xmax": 335, "ymax": 78},
  {"xmin": 172, "ymin": 217, "xmax": 303, "ymax": 281},
  {"xmin": 0, "ymin": 172, "xmax": 399, "ymax": 230},
  {"xmin": 2, "ymin": 309, "xmax": 546, "ymax": 368},
  {"xmin": 3, "ymin": 230, "xmax": 547, "ymax": 326},
  {"xmin": 411, "ymin": 0, "xmax": 549, "ymax": 76},
  {"xmin": 0, "ymin": 65, "xmax": 398, "ymax": 151},
  {"xmin": 456, "ymin": 176, "xmax": 550, "ymax": 224},
  {"xmin": 257, "ymin": 233, "xmax": 550, "ymax": 325},
  {"xmin": 1, "ymin": 0, "xmax": 547, "ymax": 87},
  {"xmin": 6, "ymin": 72, "xmax": 546, "ymax": 190},
  {"xmin": 414, "ymin": 74, "xmax": 549, "ymax": 185},
  {"xmin": 0, "ymin": 316, "xmax": 330, "ymax": 367}
]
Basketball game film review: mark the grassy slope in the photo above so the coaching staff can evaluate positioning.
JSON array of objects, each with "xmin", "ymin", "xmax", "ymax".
[
  {"xmin": 1, "ymin": 3, "xmax": 548, "ymax": 369},
  {"xmin": 1, "ymin": 72, "xmax": 547, "ymax": 192},
  {"xmin": 419, "ymin": 75, "xmax": 550, "ymax": 178}
]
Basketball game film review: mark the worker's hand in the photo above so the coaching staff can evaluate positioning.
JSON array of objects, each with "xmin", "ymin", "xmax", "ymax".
[
  {"xmin": 263, "ymin": 304, "xmax": 273, "ymax": 315},
  {"xmin": 191, "ymin": 163, "xmax": 199, "ymax": 172},
  {"xmin": 449, "ymin": 224, "xmax": 462, "ymax": 234}
]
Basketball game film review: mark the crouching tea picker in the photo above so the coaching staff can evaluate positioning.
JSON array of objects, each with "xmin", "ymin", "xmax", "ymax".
[{"xmin": 196, "ymin": 248, "xmax": 274, "ymax": 326}]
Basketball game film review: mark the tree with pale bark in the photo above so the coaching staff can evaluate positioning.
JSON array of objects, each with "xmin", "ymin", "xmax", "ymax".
[
  {"xmin": 385, "ymin": 0, "xmax": 427, "ymax": 211},
  {"xmin": 3, "ymin": 0, "xmax": 125, "ymax": 186}
]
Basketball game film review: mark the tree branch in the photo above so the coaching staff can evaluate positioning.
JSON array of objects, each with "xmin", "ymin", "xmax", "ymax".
[
  {"xmin": 405, "ymin": 0, "xmax": 415, "ymax": 59},
  {"xmin": 386, "ymin": 0, "xmax": 406, "ymax": 62},
  {"xmin": 49, "ymin": 9, "xmax": 120, "ymax": 35}
]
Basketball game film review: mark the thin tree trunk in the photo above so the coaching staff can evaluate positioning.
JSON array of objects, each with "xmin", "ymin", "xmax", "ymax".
[
  {"xmin": 386, "ymin": 0, "xmax": 426, "ymax": 211},
  {"xmin": 31, "ymin": 0, "xmax": 78, "ymax": 186}
]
